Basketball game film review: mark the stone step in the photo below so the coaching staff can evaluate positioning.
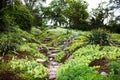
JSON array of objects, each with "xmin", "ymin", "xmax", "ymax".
[
  {"xmin": 49, "ymin": 58, "xmax": 53, "ymax": 61},
  {"xmin": 49, "ymin": 69, "xmax": 57, "ymax": 73},
  {"xmin": 36, "ymin": 59, "xmax": 46, "ymax": 64},
  {"xmin": 48, "ymin": 47, "xmax": 56, "ymax": 50},
  {"xmin": 50, "ymin": 50, "xmax": 60, "ymax": 53},
  {"xmin": 47, "ymin": 50, "xmax": 60, "ymax": 55},
  {"xmin": 48, "ymin": 61, "xmax": 62, "ymax": 80},
  {"xmin": 48, "ymin": 54, "xmax": 57, "ymax": 58},
  {"xmin": 48, "ymin": 74, "xmax": 56, "ymax": 80}
]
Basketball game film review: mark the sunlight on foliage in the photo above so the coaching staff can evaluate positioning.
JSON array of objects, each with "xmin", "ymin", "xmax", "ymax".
[
  {"xmin": 19, "ymin": 43, "xmax": 46, "ymax": 59},
  {"xmin": 9, "ymin": 57, "xmax": 47, "ymax": 80}
]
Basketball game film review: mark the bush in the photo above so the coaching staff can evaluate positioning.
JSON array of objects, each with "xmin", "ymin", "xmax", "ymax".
[
  {"xmin": 9, "ymin": 58, "xmax": 48, "ymax": 80},
  {"xmin": 0, "ymin": 8, "xmax": 13, "ymax": 32},
  {"xmin": 0, "ymin": 27, "xmax": 38, "ymax": 55},
  {"xmin": 56, "ymin": 64, "xmax": 107, "ymax": 80},
  {"xmin": 55, "ymin": 51, "xmax": 65, "ymax": 62},
  {"xmin": 108, "ymin": 61, "xmax": 120, "ymax": 74},
  {"xmin": 0, "ymin": 4, "xmax": 33, "ymax": 32},
  {"xmin": 18, "ymin": 43, "xmax": 46, "ymax": 59},
  {"xmin": 13, "ymin": 5, "xmax": 34, "ymax": 31},
  {"xmin": 87, "ymin": 29, "xmax": 110, "ymax": 46},
  {"xmin": 108, "ymin": 61, "xmax": 120, "ymax": 80},
  {"xmin": 0, "ymin": 35, "xmax": 18, "ymax": 55}
]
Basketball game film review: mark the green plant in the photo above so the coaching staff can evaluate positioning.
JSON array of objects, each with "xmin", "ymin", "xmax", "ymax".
[
  {"xmin": 65, "ymin": 40, "xmax": 85, "ymax": 52},
  {"xmin": 0, "ymin": 8, "xmax": 13, "ymax": 32},
  {"xmin": 55, "ymin": 51, "xmax": 65, "ymax": 62},
  {"xmin": 56, "ymin": 64, "xmax": 107, "ymax": 80},
  {"xmin": 87, "ymin": 29, "xmax": 110, "ymax": 46},
  {"xmin": 9, "ymin": 58, "xmax": 47, "ymax": 80},
  {"xmin": 0, "ymin": 60, "xmax": 11, "ymax": 72},
  {"xmin": 0, "ymin": 36, "xmax": 18, "ymax": 55},
  {"xmin": 103, "ymin": 46, "xmax": 120, "ymax": 59},
  {"xmin": 19, "ymin": 43, "xmax": 46, "ymax": 59},
  {"xmin": 108, "ymin": 61, "xmax": 120, "ymax": 80},
  {"xmin": 12, "ymin": 5, "xmax": 34, "ymax": 31},
  {"xmin": 108, "ymin": 61, "xmax": 120, "ymax": 74}
]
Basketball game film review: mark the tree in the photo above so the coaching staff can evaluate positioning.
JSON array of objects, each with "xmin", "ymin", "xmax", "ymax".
[
  {"xmin": 89, "ymin": 2, "xmax": 110, "ymax": 29},
  {"xmin": 0, "ymin": 0, "xmax": 33, "ymax": 32},
  {"xmin": 42, "ymin": 0, "xmax": 89, "ymax": 30},
  {"xmin": 107, "ymin": 0, "xmax": 120, "ymax": 33},
  {"xmin": 63, "ymin": 0, "xmax": 89, "ymax": 29},
  {"xmin": 41, "ymin": 0, "xmax": 67, "ymax": 26},
  {"xmin": 23, "ymin": 0, "xmax": 46, "ymax": 27},
  {"xmin": 109, "ymin": 0, "xmax": 120, "ymax": 9}
]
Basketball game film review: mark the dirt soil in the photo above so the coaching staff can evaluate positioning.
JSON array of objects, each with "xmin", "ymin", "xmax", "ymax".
[
  {"xmin": 89, "ymin": 58, "xmax": 110, "ymax": 73},
  {"xmin": 0, "ymin": 71, "xmax": 23, "ymax": 80},
  {"xmin": 1, "ymin": 51, "xmax": 33, "ymax": 61}
]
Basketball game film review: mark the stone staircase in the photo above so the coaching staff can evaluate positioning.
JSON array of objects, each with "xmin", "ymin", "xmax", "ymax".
[{"xmin": 47, "ymin": 47, "xmax": 62, "ymax": 80}]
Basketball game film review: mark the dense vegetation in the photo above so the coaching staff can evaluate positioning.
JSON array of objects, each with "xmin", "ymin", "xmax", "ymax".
[{"xmin": 0, "ymin": 0, "xmax": 120, "ymax": 80}]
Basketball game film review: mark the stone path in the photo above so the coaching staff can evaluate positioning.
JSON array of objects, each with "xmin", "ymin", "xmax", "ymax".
[{"xmin": 47, "ymin": 47, "xmax": 62, "ymax": 80}]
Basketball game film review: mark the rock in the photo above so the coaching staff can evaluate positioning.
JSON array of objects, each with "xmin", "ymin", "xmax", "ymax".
[
  {"xmin": 116, "ymin": 57, "xmax": 120, "ymax": 61},
  {"xmin": 100, "ymin": 72, "xmax": 108, "ymax": 76},
  {"xmin": 49, "ymin": 58, "xmax": 53, "ymax": 61},
  {"xmin": 38, "ymin": 46, "xmax": 48, "ymax": 55},
  {"xmin": 48, "ymin": 54, "xmax": 57, "ymax": 58},
  {"xmin": 22, "ymin": 37, "xmax": 27, "ymax": 41},
  {"xmin": 36, "ymin": 59, "xmax": 46, "ymax": 64},
  {"xmin": 47, "ymin": 51, "xmax": 52, "ymax": 55},
  {"xmin": 50, "ymin": 50, "xmax": 60, "ymax": 53},
  {"xmin": 43, "ymin": 37, "xmax": 52, "ymax": 43},
  {"xmin": 48, "ymin": 47, "xmax": 55, "ymax": 50},
  {"xmin": 61, "ymin": 45, "xmax": 68, "ymax": 50},
  {"xmin": 74, "ymin": 33, "xmax": 79, "ymax": 40},
  {"xmin": 48, "ymin": 74, "xmax": 56, "ymax": 80}
]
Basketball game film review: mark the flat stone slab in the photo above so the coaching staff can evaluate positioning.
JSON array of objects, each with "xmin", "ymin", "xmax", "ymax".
[
  {"xmin": 48, "ymin": 74, "xmax": 56, "ymax": 80},
  {"xmin": 48, "ymin": 54, "xmax": 57, "ymax": 58},
  {"xmin": 50, "ymin": 50, "xmax": 60, "ymax": 53},
  {"xmin": 48, "ymin": 47, "xmax": 55, "ymax": 50},
  {"xmin": 36, "ymin": 59, "xmax": 46, "ymax": 64},
  {"xmin": 48, "ymin": 61, "xmax": 62, "ymax": 80}
]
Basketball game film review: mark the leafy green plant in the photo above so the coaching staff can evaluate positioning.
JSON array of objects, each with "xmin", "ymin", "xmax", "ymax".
[
  {"xmin": 65, "ymin": 40, "xmax": 85, "ymax": 52},
  {"xmin": 19, "ymin": 43, "xmax": 46, "ymax": 59},
  {"xmin": 0, "ymin": 36, "xmax": 18, "ymax": 55},
  {"xmin": 108, "ymin": 61, "xmax": 120, "ymax": 80},
  {"xmin": 56, "ymin": 64, "xmax": 107, "ymax": 80},
  {"xmin": 12, "ymin": 5, "xmax": 33, "ymax": 31},
  {"xmin": 108, "ymin": 61, "xmax": 120, "ymax": 74},
  {"xmin": 0, "ymin": 7, "xmax": 14, "ymax": 32},
  {"xmin": 103, "ymin": 46, "xmax": 120, "ymax": 59},
  {"xmin": 9, "ymin": 58, "xmax": 47, "ymax": 80},
  {"xmin": 87, "ymin": 29, "xmax": 110, "ymax": 46},
  {"xmin": 55, "ymin": 51, "xmax": 65, "ymax": 62},
  {"xmin": 56, "ymin": 44, "xmax": 120, "ymax": 80}
]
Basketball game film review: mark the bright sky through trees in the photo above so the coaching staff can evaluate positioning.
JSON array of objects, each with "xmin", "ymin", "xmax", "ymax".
[{"xmin": 45, "ymin": 0, "xmax": 109, "ymax": 11}]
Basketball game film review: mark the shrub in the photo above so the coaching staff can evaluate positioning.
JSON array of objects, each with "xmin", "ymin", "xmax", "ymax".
[
  {"xmin": 55, "ymin": 51, "xmax": 65, "ymax": 62},
  {"xmin": 108, "ymin": 61, "xmax": 120, "ymax": 80},
  {"xmin": 87, "ymin": 29, "xmax": 110, "ymax": 46},
  {"xmin": 0, "ymin": 35, "xmax": 18, "ymax": 55},
  {"xmin": 13, "ymin": 5, "xmax": 34, "ymax": 31},
  {"xmin": 0, "ymin": 8, "xmax": 13, "ymax": 32},
  {"xmin": 56, "ymin": 64, "xmax": 107, "ymax": 80},
  {"xmin": 9, "ymin": 58, "xmax": 48, "ymax": 80},
  {"xmin": 0, "ymin": 4, "xmax": 33, "ymax": 32},
  {"xmin": 18, "ymin": 43, "xmax": 46, "ymax": 59},
  {"xmin": 65, "ymin": 40, "xmax": 85, "ymax": 52},
  {"xmin": 108, "ymin": 61, "xmax": 120, "ymax": 74}
]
